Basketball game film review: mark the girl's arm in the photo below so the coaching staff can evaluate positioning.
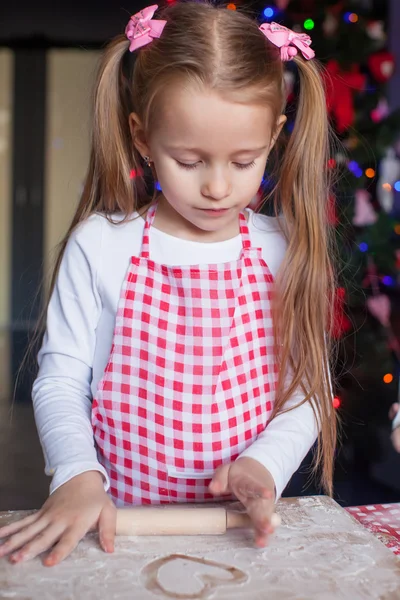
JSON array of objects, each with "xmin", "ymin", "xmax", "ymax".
[
  {"xmin": 238, "ymin": 389, "xmax": 319, "ymax": 499},
  {"xmin": 392, "ymin": 405, "xmax": 400, "ymax": 430},
  {"xmin": 32, "ymin": 215, "xmax": 109, "ymax": 494},
  {"xmin": 390, "ymin": 404, "xmax": 400, "ymax": 453}
]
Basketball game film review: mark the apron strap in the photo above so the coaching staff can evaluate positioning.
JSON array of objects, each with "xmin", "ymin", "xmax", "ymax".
[
  {"xmin": 140, "ymin": 202, "xmax": 157, "ymax": 258},
  {"xmin": 140, "ymin": 202, "xmax": 251, "ymax": 257},
  {"xmin": 239, "ymin": 210, "xmax": 251, "ymax": 249}
]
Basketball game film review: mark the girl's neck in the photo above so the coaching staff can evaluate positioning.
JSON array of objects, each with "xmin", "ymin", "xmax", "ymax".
[{"xmin": 140, "ymin": 196, "xmax": 248, "ymax": 243}]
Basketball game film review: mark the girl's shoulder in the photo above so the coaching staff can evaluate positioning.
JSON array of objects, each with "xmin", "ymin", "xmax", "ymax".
[
  {"xmin": 72, "ymin": 211, "xmax": 144, "ymax": 243},
  {"xmin": 247, "ymin": 209, "xmax": 288, "ymax": 276},
  {"xmin": 248, "ymin": 209, "xmax": 286, "ymax": 233}
]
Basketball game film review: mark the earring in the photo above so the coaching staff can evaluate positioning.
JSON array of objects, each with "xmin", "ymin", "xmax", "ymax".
[{"xmin": 143, "ymin": 155, "xmax": 152, "ymax": 167}]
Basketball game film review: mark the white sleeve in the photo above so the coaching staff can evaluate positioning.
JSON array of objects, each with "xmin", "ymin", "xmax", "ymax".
[
  {"xmin": 32, "ymin": 217, "xmax": 110, "ymax": 495},
  {"xmin": 238, "ymin": 391, "xmax": 319, "ymax": 500},
  {"xmin": 393, "ymin": 408, "xmax": 400, "ymax": 430}
]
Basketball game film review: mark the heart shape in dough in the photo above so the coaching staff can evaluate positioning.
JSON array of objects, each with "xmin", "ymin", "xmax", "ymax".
[{"xmin": 141, "ymin": 553, "xmax": 248, "ymax": 599}]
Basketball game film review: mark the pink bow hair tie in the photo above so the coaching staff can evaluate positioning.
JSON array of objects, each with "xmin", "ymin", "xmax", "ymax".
[
  {"xmin": 125, "ymin": 4, "xmax": 167, "ymax": 52},
  {"xmin": 259, "ymin": 22, "xmax": 315, "ymax": 61}
]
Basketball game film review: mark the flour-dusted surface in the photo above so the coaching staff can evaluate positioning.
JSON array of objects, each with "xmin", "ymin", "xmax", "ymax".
[{"xmin": 1, "ymin": 496, "xmax": 400, "ymax": 599}]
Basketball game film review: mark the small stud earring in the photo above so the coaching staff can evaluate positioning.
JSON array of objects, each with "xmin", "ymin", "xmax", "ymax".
[{"xmin": 143, "ymin": 155, "xmax": 152, "ymax": 167}]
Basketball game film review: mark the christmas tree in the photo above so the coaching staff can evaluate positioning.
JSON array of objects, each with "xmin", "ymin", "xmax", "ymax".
[{"xmin": 251, "ymin": 0, "xmax": 400, "ymax": 441}]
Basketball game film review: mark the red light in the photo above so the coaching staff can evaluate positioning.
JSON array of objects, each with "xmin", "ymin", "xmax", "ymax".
[
  {"xmin": 333, "ymin": 397, "xmax": 341, "ymax": 409},
  {"xmin": 130, "ymin": 167, "xmax": 144, "ymax": 179}
]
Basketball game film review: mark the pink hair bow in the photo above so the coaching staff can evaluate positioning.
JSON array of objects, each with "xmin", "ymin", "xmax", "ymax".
[
  {"xmin": 259, "ymin": 22, "xmax": 315, "ymax": 61},
  {"xmin": 125, "ymin": 4, "xmax": 167, "ymax": 52}
]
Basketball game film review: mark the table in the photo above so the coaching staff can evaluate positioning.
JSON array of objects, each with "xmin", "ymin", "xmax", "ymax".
[
  {"xmin": 346, "ymin": 503, "xmax": 400, "ymax": 556},
  {"xmin": 1, "ymin": 496, "xmax": 400, "ymax": 599}
]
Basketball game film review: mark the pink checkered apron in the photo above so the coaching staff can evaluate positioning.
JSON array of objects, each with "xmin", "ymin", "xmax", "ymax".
[{"xmin": 92, "ymin": 203, "xmax": 278, "ymax": 506}]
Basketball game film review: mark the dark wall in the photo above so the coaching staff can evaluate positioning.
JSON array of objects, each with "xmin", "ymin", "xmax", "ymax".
[{"xmin": 0, "ymin": 1, "xmax": 144, "ymax": 45}]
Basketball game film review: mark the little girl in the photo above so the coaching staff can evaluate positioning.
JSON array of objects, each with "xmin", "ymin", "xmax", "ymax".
[
  {"xmin": 0, "ymin": 2, "xmax": 336, "ymax": 566},
  {"xmin": 390, "ymin": 404, "xmax": 400, "ymax": 452}
]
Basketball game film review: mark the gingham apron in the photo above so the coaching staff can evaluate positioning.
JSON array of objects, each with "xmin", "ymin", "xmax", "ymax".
[{"xmin": 92, "ymin": 203, "xmax": 278, "ymax": 506}]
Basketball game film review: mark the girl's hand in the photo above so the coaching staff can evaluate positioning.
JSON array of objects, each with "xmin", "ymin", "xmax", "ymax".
[
  {"xmin": 209, "ymin": 457, "xmax": 276, "ymax": 548},
  {"xmin": 0, "ymin": 471, "xmax": 116, "ymax": 567},
  {"xmin": 389, "ymin": 403, "xmax": 400, "ymax": 453}
]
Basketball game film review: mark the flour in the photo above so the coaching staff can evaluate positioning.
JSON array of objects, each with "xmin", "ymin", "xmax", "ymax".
[{"xmin": 0, "ymin": 497, "xmax": 399, "ymax": 599}]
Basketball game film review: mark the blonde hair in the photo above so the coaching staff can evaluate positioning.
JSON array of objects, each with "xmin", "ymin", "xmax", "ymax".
[{"xmin": 46, "ymin": 2, "xmax": 337, "ymax": 494}]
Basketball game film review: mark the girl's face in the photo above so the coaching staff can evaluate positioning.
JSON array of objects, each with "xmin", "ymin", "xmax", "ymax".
[{"xmin": 132, "ymin": 85, "xmax": 285, "ymax": 241}]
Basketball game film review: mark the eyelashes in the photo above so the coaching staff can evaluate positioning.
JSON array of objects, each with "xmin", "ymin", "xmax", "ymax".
[{"xmin": 176, "ymin": 161, "xmax": 256, "ymax": 171}]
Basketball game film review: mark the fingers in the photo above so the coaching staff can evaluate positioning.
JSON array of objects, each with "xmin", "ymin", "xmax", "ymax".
[
  {"xmin": 98, "ymin": 503, "xmax": 117, "ymax": 554},
  {"xmin": 209, "ymin": 463, "xmax": 231, "ymax": 496},
  {"xmin": 392, "ymin": 428, "xmax": 400, "ymax": 453},
  {"xmin": 0, "ymin": 512, "xmax": 39, "ymax": 540},
  {"xmin": 8, "ymin": 521, "xmax": 66, "ymax": 564},
  {"xmin": 0, "ymin": 516, "xmax": 49, "ymax": 560},
  {"xmin": 43, "ymin": 525, "xmax": 88, "ymax": 567},
  {"xmin": 229, "ymin": 474, "xmax": 275, "ymax": 548},
  {"xmin": 389, "ymin": 403, "xmax": 399, "ymax": 420}
]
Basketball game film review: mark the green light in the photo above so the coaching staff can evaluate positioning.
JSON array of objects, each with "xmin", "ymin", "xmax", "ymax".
[{"xmin": 304, "ymin": 18, "xmax": 314, "ymax": 30}]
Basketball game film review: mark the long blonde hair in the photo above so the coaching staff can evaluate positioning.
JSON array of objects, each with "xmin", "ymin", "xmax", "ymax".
[{"xmin": 46, "ymin": 2, "xmax": 337, "ymax": 494}]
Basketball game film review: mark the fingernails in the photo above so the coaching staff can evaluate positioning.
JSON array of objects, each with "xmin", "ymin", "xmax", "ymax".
[
  {"xmin": 44, "ymin": 556, "xmax": 56, "ymax": 567},
  {"xmin": 100, "ymin": 538, "xmax": 114, "ymax": 553},
  {"xmin": 9, "ymin": 553, "xmax": 21, "ymax": 563}
]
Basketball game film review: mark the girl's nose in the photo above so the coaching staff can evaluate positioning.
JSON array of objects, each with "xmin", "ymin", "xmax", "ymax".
[{"xmin": 201, "ymin": 169, "xmax": 232, "ymax": 200}]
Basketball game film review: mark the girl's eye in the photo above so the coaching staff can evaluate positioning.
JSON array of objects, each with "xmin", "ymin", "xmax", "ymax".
[
  {"xmin": 234, "ymin": 161, "xmax": 256, "ymax": 170},
  {"xmin": 176, "ymin": 160, "xmax": 256, "ymax": 170},
  {"xmin": 177, "ymin": 161, "xmax": 199, "ymax": 170}
]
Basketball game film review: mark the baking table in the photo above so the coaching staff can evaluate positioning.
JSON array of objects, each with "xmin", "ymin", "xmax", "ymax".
[{"xmin": 1, "ymin": 496, "xmax": 400, "ymax": 599}]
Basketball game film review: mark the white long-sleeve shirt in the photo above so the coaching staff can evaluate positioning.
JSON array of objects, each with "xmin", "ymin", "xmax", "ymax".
[{"xmin": 32, "ymin": 208, "xmax": 319, "ymax": 501}]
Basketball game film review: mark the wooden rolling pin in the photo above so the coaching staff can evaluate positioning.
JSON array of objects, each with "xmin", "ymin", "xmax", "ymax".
[{"xmin": 116, "ymin": 506, "xmax": 281, "ymax": 536}]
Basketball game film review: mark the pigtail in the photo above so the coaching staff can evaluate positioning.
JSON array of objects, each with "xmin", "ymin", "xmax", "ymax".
[
  {"xmin": 31, "ymin": 36, "xmax": 150, "ymax": 362},
  {"xmin": 272, "ymin": 57, "xmax": 338, "ymax": 495},
  {"xmin": 92, "ymin": 36, "xmax": 148, "ymax": 214},
  {"xmin": 47, "ymin": 37, "xmax": 150, "ymax": 303}
]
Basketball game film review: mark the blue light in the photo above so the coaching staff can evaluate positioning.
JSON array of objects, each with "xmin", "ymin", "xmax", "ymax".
[
  {"xmin": 344, "ymin": 11, "xmax": 352, "ymax": 23},
  {"xmin": 348, "ymin": 160, "xmax": 359, "ymax": 172},
  {"xmin": 383, "ymin": 275, "xmax": 394, "ymax": 286},
  {"xmin": 359, "ymin": 242, "xmax": 368, "ymax": 252},
  {"xmin": 263, "ymin": 7, "xmax": 275, "ymax": 18},
  {"xmin": 354, "ymin": 167, "xmax": 363, "ymax": 178},
  {"xmin": 394, "ymin": 181, "xmax": 400, "ymax": 192},
  {"xmin": 155, "ymin": 181, "xmax": 162, "ymax": 191}
]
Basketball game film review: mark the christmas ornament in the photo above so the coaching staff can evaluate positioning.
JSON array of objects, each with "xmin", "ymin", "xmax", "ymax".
[
  {"xmin": 353, "ymin": 189, "xmax": 377, "ymax": 226},
  {"xmin": 324, "ymin": 61, "xmax": 366, "ymax": 133},
  {"xmin": 284, "ymin": 70, "xmax": 295, "ymax": 101},
  {"xmin": 377, "ymin": 148, "xmax": 400, "ymax": 213},
  {"xmin": 368, "ymin": 51, "xmax": 395, "ymax": 83},
  {"xmin": 367, "ymin": 294, "xmax": 391, "ymax": 327},
  {"xmin": 366, "ymin": 20, "xmax": 386, "ymax": 43},
  {"xmin": 370, "ymin": 98, "xmax": 390, "ymax": 123},
  {"xmin": 396, "ymin": 249, "xmax": 400, "ymax": 269},
  {"xmin": 344, "ymin": 136, "xmax": 359, "ymax": 150},
  {"xmin": 327, "ymin": 193, "xmax": 338, "ymax": 226},
  {"xmin": 335, "ymin": 152, "xmax": 347, "ymax": 165},
  {"xmin": 275, "ymin": 0, "xmax": 290, "ymax": 9},
  {"xmin": 331, "ymin": 287, "xmax": 352, "ymax": 339},
  {"xmin": 323, "ymin": 13, "xmax": 338, "ymax": 36}
]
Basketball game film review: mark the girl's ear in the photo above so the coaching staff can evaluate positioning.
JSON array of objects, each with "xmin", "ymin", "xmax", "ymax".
[
  {"xmin": 270, "ymin": 114, "xmax": 287, "ymax": 150},
  {"xmin": 129, "ymin": 112, "xmax": 150, "ymax": 159}
]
